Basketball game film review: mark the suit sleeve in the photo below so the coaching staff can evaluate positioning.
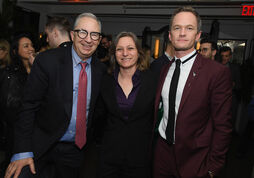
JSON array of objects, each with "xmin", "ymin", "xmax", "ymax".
[
  {"xmin": 208, "ymin": 66, "xmax": 232, "ymax": 175},
  {"xmin": 93, "ymin": 80, "xmax": 108, "ymax": 142},
  {"xmin": 13, "ymin": 54, "xmax": 49, "ymax": 154}
]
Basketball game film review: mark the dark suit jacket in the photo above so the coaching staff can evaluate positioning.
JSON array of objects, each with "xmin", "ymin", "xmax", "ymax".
[
  {"xmin": 150, "ymin": 53, "xmax": 170, "ymax": 79},
  {"xmin": 13, "ymin": 45, "xmax": 106, "ymax": 160},
  {"xmin": 95, "ymin": 69, "xmax": 157, "ymax": 165},
  {"xmin": 228, "ymin": 63, "xmax": 241, "ymax": 91},
  {"xmin": 153, "ymin": 54, "xmax": 232, "ymax": 177}
]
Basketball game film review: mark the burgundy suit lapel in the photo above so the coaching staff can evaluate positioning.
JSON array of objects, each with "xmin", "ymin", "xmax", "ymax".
[{"xmin": 178, "ymin": 54, "xmax": 203, "ymax": 114}]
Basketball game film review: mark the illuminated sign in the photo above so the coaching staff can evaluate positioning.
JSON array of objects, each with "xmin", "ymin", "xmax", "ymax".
[{"xmin": 242, "ymin": 5, "xmax": 254, "ymax": 16}]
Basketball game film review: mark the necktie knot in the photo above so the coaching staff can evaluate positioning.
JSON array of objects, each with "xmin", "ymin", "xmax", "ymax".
[
  {"xmin": 175, "ymin": 59, "xmax": 181, "ymax": 67},
  {"xmin": 80, "ymin": 62, "xmax": 87, "ymax": 69}
]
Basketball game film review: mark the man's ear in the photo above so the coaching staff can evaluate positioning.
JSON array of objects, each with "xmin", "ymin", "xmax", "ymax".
[
  {"xmin": 168, "ymin": 31, "xmax": 172, "ymax": 41},
  {"xmin": 195, "ymin": 31, "xmax": 202, "ymax": 42},
  {"xmin": 70, "ymin": 31, "xmax": 74, "ymax": 41},
  {"xmin": 53, "ymin": 28, "xmax": 58, "ymax": 38},
  {"xmin": 212, "ymin": 50, "xmax": 217, "ymax": 57}
]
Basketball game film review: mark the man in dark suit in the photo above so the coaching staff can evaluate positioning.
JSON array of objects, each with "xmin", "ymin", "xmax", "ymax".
[
  {"xmin": 150, "ymin": 40, "xmax": 174, "ymax": 77},
  {"xmin": 219, "ymin": 46, "xmax": 242, "ymax": 130},
  {"xmin": 5, "ymin": 13, "xmax": 106, "ymax": 178},
  {"xmin": 153, "ymin": 6, "xmax": 232, "ymax": 178}
]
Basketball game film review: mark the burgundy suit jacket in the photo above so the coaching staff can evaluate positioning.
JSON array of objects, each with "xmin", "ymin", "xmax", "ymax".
[{"xmin": 153, "ymin": 53, "xmax": 232, "ymax": 178}]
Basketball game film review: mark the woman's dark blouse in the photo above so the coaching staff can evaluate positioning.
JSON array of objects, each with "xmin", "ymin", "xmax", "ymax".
[{"xmin": 113, "ymin": 68, "xmax": 141, "ymax": 120}]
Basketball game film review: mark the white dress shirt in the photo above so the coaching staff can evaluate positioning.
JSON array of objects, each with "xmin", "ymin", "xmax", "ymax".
[{"xmin": 159, "ymin": 50, "xmax": 197, "ymax": 142}]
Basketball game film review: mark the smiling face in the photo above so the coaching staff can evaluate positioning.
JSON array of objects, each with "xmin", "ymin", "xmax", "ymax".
[
  {"xmin": 169, "ymin": 12, "xmax": 201, "ymax": 56},
  {"xmin": 115, "ymin": 36, "xmax": 139, "ymax": 70},
  {"xmin": 18, "ymin": 37, "xmax": 35, "ymax": 60},
  {"xmin": 71, "ymin": 17, "xmax": 101, "ymax": 60}
]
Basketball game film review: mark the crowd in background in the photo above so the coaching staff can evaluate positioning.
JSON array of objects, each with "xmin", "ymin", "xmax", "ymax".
[{"xmin": 0, "ymin": 7, "xmax": 253, "ymax": 178}]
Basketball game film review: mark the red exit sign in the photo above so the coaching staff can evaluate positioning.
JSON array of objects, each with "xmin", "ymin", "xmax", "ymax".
[{"xmin": 242, "ymin": 5, "xmax": 254, "ymax": 16}]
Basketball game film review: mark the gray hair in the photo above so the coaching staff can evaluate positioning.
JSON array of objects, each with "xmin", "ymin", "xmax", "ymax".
[{"xmin": 73, "ymin": 13, "xmax": 101, "ymax": 32}]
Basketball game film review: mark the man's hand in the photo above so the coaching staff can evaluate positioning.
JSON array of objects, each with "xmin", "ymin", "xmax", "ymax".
[{"xmin": 4, "ymin": 158, "xmax": 36, "ymax": 178}]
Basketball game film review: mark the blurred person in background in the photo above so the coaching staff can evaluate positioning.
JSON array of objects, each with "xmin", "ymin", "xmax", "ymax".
[
  {"xmin": 219, "ymin": 46, "xmax": 241, "ymax": 132},
  {"xmin": 97, "ymin": 34, "xmax": 113, "ymax": 68},
  {"xmin": 0, "ymin": 39, "xmax": 12, "ymax": 176},
  {"xmin": 0, "ymin": 33, "xmax": 35, "ymax": 176},
  {"xmin": 38, "ymin": 33, "xmax": 50, "ymax": 52},
  {"xmin": 0, "ymin": 39, "xmax": 11, "ymax": 69},
  {"xmin": 101, "ymin": 34, "xmax": 112, "ymax": 50},
  {"xmin": 200, "ymin": 38, "xmax": 218, "ymax": 61},
  {"xmin": 45, "ymin": 16, "xmax": 72, "ymax": 48},
  {"xmin": 151, "ymin": 40, "xmax": 175, "ymax": 79},
  {"xmin": 11, "ymin": 33, "xmax": 36, "ymax": 70},
  {"xmin": 143, "ymin": 45, "xmax": 154, "ymax": 64},
  {"xmin": 237, "ymin": 57, "xmax": 254, "ymax": 157}
]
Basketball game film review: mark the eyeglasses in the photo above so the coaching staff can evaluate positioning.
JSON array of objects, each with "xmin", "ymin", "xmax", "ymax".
[{"xmin": 73, "ymin": 29, "xmax": 101, "ymax": 41}]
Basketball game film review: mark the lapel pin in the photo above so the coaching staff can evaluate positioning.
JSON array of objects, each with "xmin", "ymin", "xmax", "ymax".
[{"xmin": 193, "ymin": 72, "xmax": 196, "ymax": 77}]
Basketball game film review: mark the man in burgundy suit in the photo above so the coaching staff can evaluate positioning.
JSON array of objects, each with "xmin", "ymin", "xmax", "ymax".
[{"xmin": 153, "ymin": 6, "xmax": 232, "ymax": 178}]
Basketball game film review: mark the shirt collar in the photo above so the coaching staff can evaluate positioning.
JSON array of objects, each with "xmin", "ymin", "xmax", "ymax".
[
  {"xmin": 164, "ymin": 52, "xmax": 173, "ymax": 61},
  {"xmin": 72, "ymin": 45, "xmax": 92, "ymax": 67},
  {"xmin": 175, "ymin": 50, "xmax": 196, "ymax": 63},
  {"xmin": 59, "ymin": 41, "xmax": 72, "ymax": 48},
  {"xmin": 113, "ymin": 66, "xmax": 141, "ymax": 87}
]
